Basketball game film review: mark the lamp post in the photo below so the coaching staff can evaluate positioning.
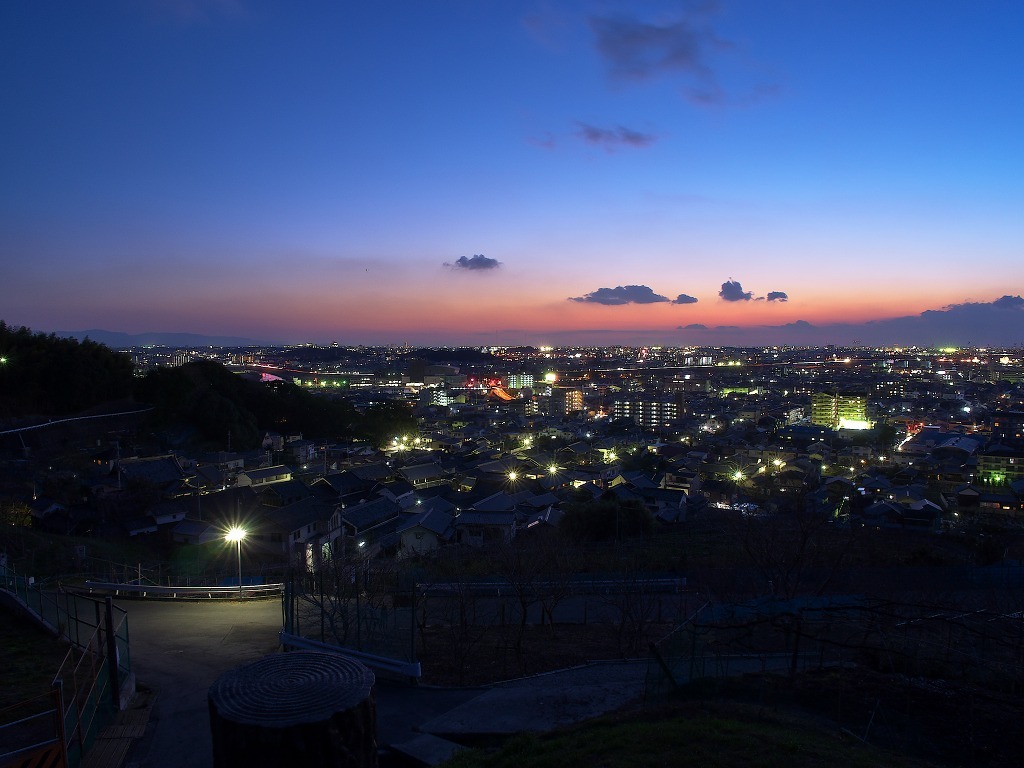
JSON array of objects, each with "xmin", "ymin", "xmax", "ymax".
[{"xmin": 225, "ymin": 527, "xmax": 246, "ymax": 596}]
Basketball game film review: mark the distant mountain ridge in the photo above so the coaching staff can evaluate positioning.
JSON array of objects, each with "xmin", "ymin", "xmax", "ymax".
[{"xmin": 57, "ymin": 329, "xmax": 268, "ymax": 349}]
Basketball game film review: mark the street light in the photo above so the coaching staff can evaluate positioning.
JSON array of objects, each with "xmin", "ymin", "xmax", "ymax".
[{"xmin": 225, "ymin": 527, "xmax": 246, "ymax": 596}]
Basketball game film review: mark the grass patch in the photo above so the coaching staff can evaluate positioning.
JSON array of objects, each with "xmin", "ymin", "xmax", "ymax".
[
  {"xmin": 440, "ymin": 698, "xmax": 936, "ymax": 768},
  {"xmin": 0, "ymin": 607, "xmax": 69, "ymax": 718}
]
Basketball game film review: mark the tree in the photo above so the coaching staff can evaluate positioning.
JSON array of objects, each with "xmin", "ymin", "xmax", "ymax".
[
  {"xmin": 356, "ymin": 400, "xmax": 417, "ymax": 448},
  {"xmin": 560, "ymin": 494, "xmax": 653, "ymax": 542}
]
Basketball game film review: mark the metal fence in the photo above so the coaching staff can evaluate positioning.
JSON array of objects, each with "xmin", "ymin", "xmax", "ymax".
[{"xmin": 0, "ymin": 566, "xmax": 131, "ymax": 768}]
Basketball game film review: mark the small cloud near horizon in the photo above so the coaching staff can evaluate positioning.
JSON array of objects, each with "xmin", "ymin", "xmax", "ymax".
[
  {"xmin": 719, "ymin": 279, "xmax": 752, "ymax": 302},
  {"xmin": 444, "ymin": 254, "xmax": 501, "ymax": 271},
  {"xmin": 570, "ymin": 285, "xmax": 670, "ymax": 305},
  {"xmin": 766, "ymin": 291, "xmax": 788, "ymax": 302},
  {"xmin": 679, "ymin": 323, "xmax": 707, "ymax": 330},
  {"xmin": 672, "ymin": 293, "xmax": 698, "ymax": 305}
]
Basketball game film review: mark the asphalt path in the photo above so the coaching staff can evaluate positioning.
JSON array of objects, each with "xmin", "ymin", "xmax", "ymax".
[
  {"xmin": 119, "ymin": 599, "xmax": 283, "ymax": 768},
  {"xmin": 117, "ymin": 598, "xmax": 483, "ymax": 768}
]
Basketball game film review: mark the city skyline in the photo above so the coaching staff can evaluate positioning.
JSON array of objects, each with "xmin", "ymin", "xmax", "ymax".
[{"xmin": 2, "ymin": 1, "xmax": 1023, "ymax": 348}]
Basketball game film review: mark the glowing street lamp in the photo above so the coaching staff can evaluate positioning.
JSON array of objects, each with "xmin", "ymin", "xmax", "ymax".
[
  {"xmin": 225, "ymin": 527, "xmax": 247, "ymax": 596},
  {"xmin": 507, "ymin": 470, "xmax": 519, "ymax": 482}
]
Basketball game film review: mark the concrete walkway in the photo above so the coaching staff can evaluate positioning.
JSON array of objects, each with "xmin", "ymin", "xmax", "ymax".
[
  {"xmin": 120, "ymin": 599, "xmax": 283, "ymax": 768},
  {"xmin": 118, "ymin": 599, "xmax": 649, "ymax": 767}
]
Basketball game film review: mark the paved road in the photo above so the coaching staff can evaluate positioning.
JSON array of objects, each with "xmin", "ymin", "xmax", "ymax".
[
  {"xmin": 119, "ymin": 599, "xmax": 283, "ymax": 768},
  {"xmin": 117, "ymin": 597, "xmax": 651, "ymax": 767}
]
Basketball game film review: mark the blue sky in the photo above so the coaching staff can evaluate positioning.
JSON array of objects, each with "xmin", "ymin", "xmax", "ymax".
[{"xmin": 2, "ymin": 1, "xmax": 1023, "ymax": 347}]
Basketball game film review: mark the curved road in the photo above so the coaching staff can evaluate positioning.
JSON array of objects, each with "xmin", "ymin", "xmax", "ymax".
[{"xmin": 119, "ymin": 599, "xmax": 283, "ymax": 768}]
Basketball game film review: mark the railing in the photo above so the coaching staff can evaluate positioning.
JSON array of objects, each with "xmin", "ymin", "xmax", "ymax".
[
  {"xmin": 82, "ymin": 581, "xmax": 284, "ymax": 599},
  {"xmin": 0, "ymin": 688, "xmax": 66, "ymax": 768},
  {"xmin": 417, "ymin": 576, "xmax": 689, "ymax": 596},
  {"xmin": 0, "ymin": 569, "xmax": 130, "ymax": 768},
  {"xmin": 279, "ymin": 631, "xmax": 422, "ymax": 680}
]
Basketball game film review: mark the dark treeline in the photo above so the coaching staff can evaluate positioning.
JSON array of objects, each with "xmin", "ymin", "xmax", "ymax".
[
  {"xmin": 0, "ymin": 322, "xmax": 135, "ymax": 418},
  {"xmin": 135, "ymin": 360, "xmax": 418, "ymax": 450},
  {"xmin": 136, "ymin": 360, "xmax": 371, "ymax": 450},
  {"xmin": 0, "ymin": 323, "xmax": 417, "ymax": 451}
]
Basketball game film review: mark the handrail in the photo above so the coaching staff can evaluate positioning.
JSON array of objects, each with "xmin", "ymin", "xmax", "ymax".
[{"xmin": 82, "ymin": 581, "xmax": 284, "ymax": 599}]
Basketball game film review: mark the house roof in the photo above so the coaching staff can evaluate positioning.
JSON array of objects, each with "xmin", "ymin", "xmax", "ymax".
[
  {"xmin": 455, "ymin": 510, "xmax": 516, "ymax": 527},
  {"xmin": 339, "ymin": 496, "xmax": 400, "ymax": 532},
  {"xmin": 118, "ymin": 455, "xmax": 185, "ymax": 487},
  {"xmin": 397, "ymin": 507, "xmax": 454, "ymax": 538},
  {"xmin": 240, "ymin": 464, "xmax": 293, "ymax": 482},
  {"xmin": 472, "ymin": 491, "xmax": 516, "ymax": 513},
  {"xmin": 399, "ymin": 463, "xmax": 447, "ymax": 483},
  {"xmin": 349, "ymin": 463, "xmax": 394, "ymax": 482},
  {"xmin": 264, "ymin": 497, "xmax": 334, "ymax": 533}
]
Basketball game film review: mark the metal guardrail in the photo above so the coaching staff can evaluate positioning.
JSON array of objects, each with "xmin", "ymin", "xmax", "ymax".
[
  {"xmin": 417, "ymin": 576, "xmax": 689, "ymax": 596},
  {"xmin": 82, "ymin": 581, "xmax": 284, "ymax": 599},
  {"xmin": 279, "ymin": 631, "xmax": 421, "ymax": 680}
]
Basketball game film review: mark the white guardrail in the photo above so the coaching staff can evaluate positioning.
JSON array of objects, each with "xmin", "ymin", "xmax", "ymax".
[{"xmin": 82, "ymin": 581, "xmax": 285, "ymax": 599}]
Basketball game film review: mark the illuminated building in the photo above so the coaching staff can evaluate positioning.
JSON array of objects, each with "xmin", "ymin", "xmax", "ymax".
[
  {"xmin": 549, "ymin": 387, "xmax": 583, "ymax": 415},
  {"xmin": 612, "ymin": 397, "xmax": 679, "ymax": 428},
  {"xmin": 507, "ymin": 373, "xmax": 534, "ymax": 390},
  {"xmin": 991, "ymin": 411, "xmax": 1024, "ymax": 445},
  {"xmin": 811, "ymin": 391, "xmax": 871, "ymax": 431},
  {"xmin": 977, "ymin": 445, "xmax": 1024, "ymax": 485}
]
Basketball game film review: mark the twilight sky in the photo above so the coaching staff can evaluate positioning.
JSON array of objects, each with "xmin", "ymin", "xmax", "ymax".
[{"xmin": 2, "ymin": 0, "xmax": 1023, "ymax": 348}]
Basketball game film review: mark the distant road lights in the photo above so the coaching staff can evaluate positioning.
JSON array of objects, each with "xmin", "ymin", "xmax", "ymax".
[{"xmin": 225, "ymin": 527, "xmax": 247, "ymax": 596}]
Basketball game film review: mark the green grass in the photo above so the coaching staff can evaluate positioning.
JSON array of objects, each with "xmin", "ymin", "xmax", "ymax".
[
  {"xmin": 440, "ymin": 699, "xmax": 936, "ymax": 768},
  {"xmin": 0, "ymin": 607, "xmax": 70, "ymax": 719}
]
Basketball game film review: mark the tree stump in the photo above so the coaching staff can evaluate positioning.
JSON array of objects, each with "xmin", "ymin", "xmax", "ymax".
[{"xmin": 208, "ymin": 651, "xmax": 377, "ymax": 768}]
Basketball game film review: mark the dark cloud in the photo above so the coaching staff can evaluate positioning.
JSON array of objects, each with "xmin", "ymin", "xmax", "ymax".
[
  {"xmin": 697, "ymin": 296, "xmax": 1023, "ymax": 346},
  {"xmin": 589, "ymin": 13, "xmax": 715, "ymax": 83},
  {"xmin": 444, "ymin": 254, "xmax": 501, "ymax": 271},
  {"xmin": 673, "ymin": 293, "xmax": 699, "ymax": 305},
  {"xmin": 766, "ymin": 291, "xmax": 788, "ymax": 302},
  {"xmin": 569, "ymin": 285, "xmax": 670, "ymax": 305},
  {"xmin": 719, "ymin": 279, "xmax": 752, "ymax": 302},
  {"xmin": 529, "ymin": 132, "xmax": 557, "ymax": 150},
  {"xmin": 587, "ymin": 8, "xmax": 779, "ymax": 109},
  {"xmin": 574, "ymin": 122, "xmax": 656, "ymax": 151},
  {"xmin": 990, "ymin": 295, "xmax": 1024, "ymax": 310},
  {"xmin": 680, "ymin": 323, "xmax": 708, "ymax": 330}
]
